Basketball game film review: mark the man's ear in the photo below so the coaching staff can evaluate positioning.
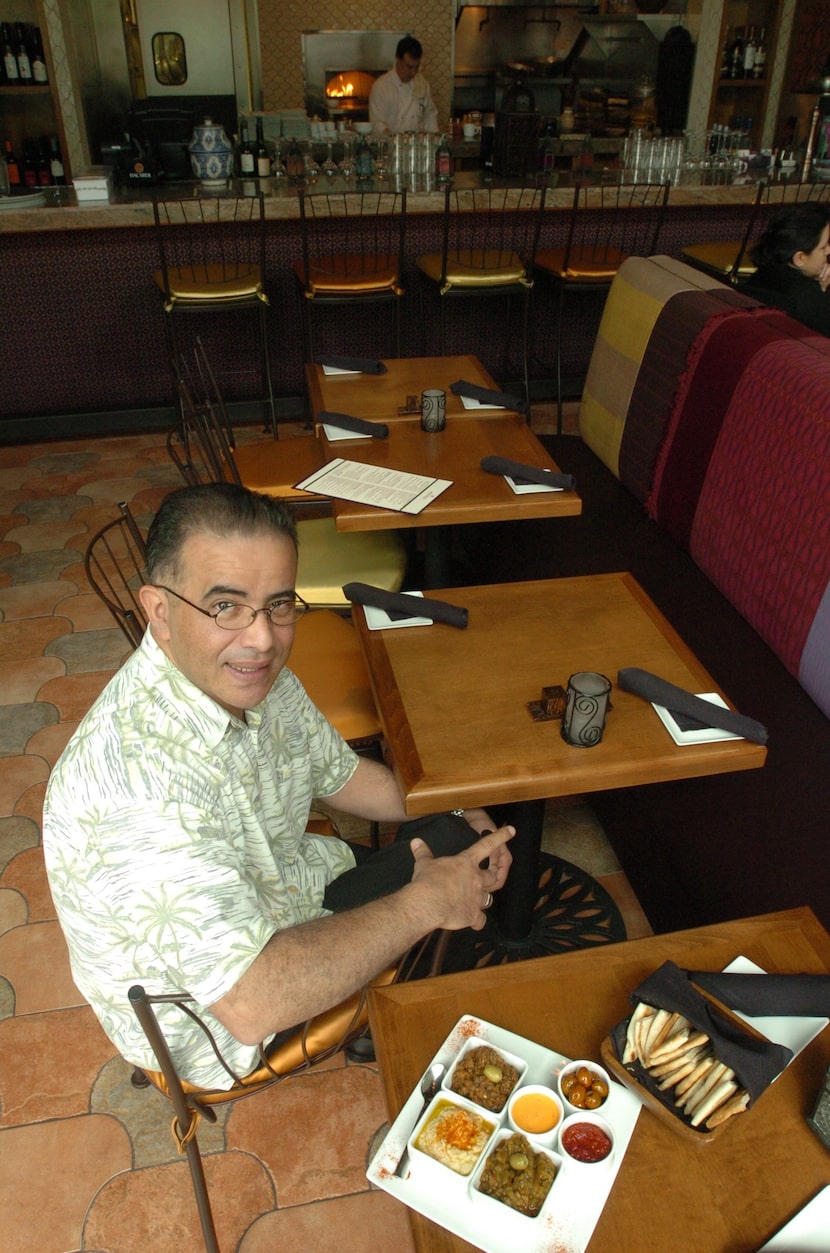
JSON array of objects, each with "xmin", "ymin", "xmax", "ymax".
[{"xmin": 139, "ymin": 584, "xmax": 171, "ymax": 641}]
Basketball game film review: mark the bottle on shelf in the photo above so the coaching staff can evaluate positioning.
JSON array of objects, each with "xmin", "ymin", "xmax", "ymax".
[
  {"xmin": 36, "ymin": 135, "xmax": 51, "ymax": 186},
  {"xmin": 48, "ymin": 134, "xmax": 65, "ymax": 185},
  {"xmin": 31, "ymin": 27, "xmax": 48, "ymax": 84},
  {"xmin": 4, "ymin": 138, "xmax": 21, "ymax": 185},
  {"xmin": 753, "ymin": 29, "xmax": 767, "ymax": 80},
  {"xmin": 719, "ymin": 30, "xmax": 731, "ymax": 80},
  {"xmin": 238, "ymin": 119, "xmax": 255, "ymax": 176},
  {"xmin": 435, "ymin": 132, "xmax": 451, "ymax": 183},
  {"xmin": 742, "ymin": 27, "xmax": 756, "ymax": 78},
  {"xmin": 15, "ymin": 22, "xmax": 33, "ymax": 85},
  {"xmin": 254, "ymin": 117, "xmax": 270, "ymax": 178},
  {"xmin": 538, "ymin": 119, "xmax": 556, "ymax": 175},
  {"xmin": 2, "ymin": 22, "xmax": 20, "ymax": 84},
  {"xmin": 728, "ymin": 28, "xmax": 745, "ymax": 80},
  {"xmin": 21, "ymin": 137, "xmax": 38, "ymax": 187}
]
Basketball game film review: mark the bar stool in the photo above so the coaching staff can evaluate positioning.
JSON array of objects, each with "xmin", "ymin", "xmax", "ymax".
[{"xmin": 152, "ymin": 190, "xmax": 277, "ymax": 437}]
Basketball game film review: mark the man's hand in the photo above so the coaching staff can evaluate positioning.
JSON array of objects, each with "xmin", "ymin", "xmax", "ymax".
[{"xmin": 408, "ymin": 826, "xmax": 514, "ymax": 931}]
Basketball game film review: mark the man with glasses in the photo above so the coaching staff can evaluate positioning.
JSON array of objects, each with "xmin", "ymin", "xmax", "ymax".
[
  {"xmin": 369, "ymin": 34, "xmax": 439, "ymax": 135},
  {"xmin": 43, "ymin": 483, "xmax": 512, "ymax": 1087}
]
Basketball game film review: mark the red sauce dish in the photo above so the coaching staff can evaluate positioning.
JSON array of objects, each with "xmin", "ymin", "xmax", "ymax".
[{"xmin": 560, "ymin": 1115, "xmax": 614, "ymax": 1164}]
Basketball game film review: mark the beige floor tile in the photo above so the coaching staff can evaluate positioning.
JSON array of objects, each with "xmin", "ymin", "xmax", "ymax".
[
  {"xmin": 3, "ymin": 520, "xmax": 88, "ymax": 554},
  {"xmin": 0, "ymin": 616, "xmax": 70, "ymax": 663},
  {"xmin": 0, "ymin": 656, "xmax": 65, "ymax": 704},
  {"xmin": 0, "ymin": 1005, "xmax": 116, "ymax": 1125},
  {"xmin": 0, "ymin": 920, "xmax": 83, "ymax": 1013},
  {"xmin": 12, "ymin": 780, "xmax": 47, "ymax": 826},
  {"xmin": 0, "ymin": 581, "xmax": 75, "ymax": 621},
  {"xmin": 240, "ymin": 1189, "xmax": 416, "ymax": 1253},
  {"xmin": 37, "ymin": 671, "xmax": 115, "ymax": 722},
  {"xmin": 78, "ymin": 475, "xmax": 154, "ymax": 505},
  {"xmin": 0, "ymin": 888, "xmax": 28, "ymax": 935},
  {"xmin": 26, "ymin": 719, "xmax": 79, "ymax": 767},
  {"xmin": 0, "ymin": 755, "xmax": 49, "ymax": 817},
  {"xmin": 53, "ymin": 590, "xmax": 116, "ymax": 633},
  {"xmin": 0, "ymin": 846, "xmax": 55, "ymax": 921}
]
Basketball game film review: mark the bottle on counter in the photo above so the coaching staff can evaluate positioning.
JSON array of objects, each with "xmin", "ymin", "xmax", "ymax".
[
  {"xmin": 435, "ymin": 132, "xmax": 452, "ymax": 183},
  {"xmin": 36, "ymin": 136, "xmax": 51, "ymax": 186},
  {"xmin": 355, "ymin": 134, "xmax": 374, "ymax": 180},
  {"xmin": 4, "ymin": 138, "xmax": 21, "ymax": 185},
  {"xmin": 254, "ymin": 117, "xmax": 271, "ymax": 178},
  {"xmin": 538, "ymin": 120, "xmax": 556, "ymax": 174},
  {"xmin": 2, "ymin": 23, "xmax": 20, "ymax": 84},
  {"xmin": 31, "ymin": 27, "xmax": 48, "ymax": 84},
  {"xmin": 238, "ymin": 119, "xmax": 255, "ymax": 176},
  {"xmin": 15, "ymin": 22, "xmax": 33, "ymax": 85},
  {"xmin": 48, "ymin": 134, "xmax": 65, "ymax": 185}
]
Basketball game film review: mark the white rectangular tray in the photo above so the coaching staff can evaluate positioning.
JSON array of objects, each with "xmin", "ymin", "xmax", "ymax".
[{"xmin": 367, "ymin": 1014, "xmax": 642, "ymax": 1253}]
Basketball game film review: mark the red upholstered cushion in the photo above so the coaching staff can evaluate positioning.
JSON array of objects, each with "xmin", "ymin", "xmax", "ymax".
[{"xmin": 690, "ymin": 335, "xmax": 830, "ymax": 677}]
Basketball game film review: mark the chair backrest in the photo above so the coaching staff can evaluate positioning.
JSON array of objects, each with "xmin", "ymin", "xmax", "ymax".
[
  {"xmin": 559, "ymin": 181, "xmax": 670, "ymax": 276},
  {"xmin": 153, "ymin": 191, "xmax": 267, "ymax": 304},
  {"xmin": 168, "ymin": 342, "xmax": 243, "ymax": 488},
  {"xmin": 437, "ymin": 184, "xmax": 548, "ymax": 287},
  {"xmin": 84, "ymin": 502, "xmax": 148, "ymax": 648},
  {"xmin": 296, "ymin": 188, "xmax": 407, "ymax": 291},
  {"xmin": 732, "ymin": 177, "xmax": 830, "ymax": 281}
]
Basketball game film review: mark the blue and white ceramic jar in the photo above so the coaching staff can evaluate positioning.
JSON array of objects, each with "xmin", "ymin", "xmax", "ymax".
[{"xmin": 188, "ymin": 118, "xmax": 234, "ymax": 186}]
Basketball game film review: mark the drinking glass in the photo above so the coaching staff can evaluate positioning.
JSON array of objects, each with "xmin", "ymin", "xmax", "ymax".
[
  {"xmin": 271, "ymin": 139, "xmax": 287, "ymax": 180},
  {"xmin": 321, "ymin": 141, "xmax": 338, "ymax": 178},
  {"xmin": 339, "ymin": 138, "xmax": 355, "ymax": 179}
]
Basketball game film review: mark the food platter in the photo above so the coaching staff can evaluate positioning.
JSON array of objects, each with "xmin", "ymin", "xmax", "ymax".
[{"xmin": 366, "ymin": 1015, "xmax": 642, "ymax": 1253}]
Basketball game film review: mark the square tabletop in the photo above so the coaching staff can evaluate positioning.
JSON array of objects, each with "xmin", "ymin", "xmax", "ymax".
[
  {"xmin": 368, "ymin": 907, "xmax": 830, "ymax": 1253},
  {"xmin": 313, "ymin": 414, "xmax": 582, "ymax": 532},
  {"xmin": 352, "ymin": 572, "xmax": 766, "ymax": 814},
  {"xmin": 305, "ymin": 355, "xmax": 522, "ymax": 422}
]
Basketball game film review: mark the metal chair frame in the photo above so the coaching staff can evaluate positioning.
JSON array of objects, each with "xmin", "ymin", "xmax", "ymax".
[
  {"xmin": 534, "ymin": 180, "xmax": 670, "ymax": 433},
  {"xmin": 294, "ymin": 188, "xmax": 408, "ymax": 362},
  {"xmin": 83, "ymin": 502, "xmax": 147, "ymax": 648},
  {"xmin": 153, "ymin": 190, "xmax": 277, "ymax": 437},
  {"xmin": 416, "ymin": 183, "xmax": 548, "ymax": 415}
]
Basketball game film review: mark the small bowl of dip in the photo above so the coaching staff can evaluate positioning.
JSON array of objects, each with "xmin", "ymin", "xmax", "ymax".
[
  {"xmin": 444, "ymin": 1037, "xmax": 527, "ymax": 1114},
  {"xmin": 557, "ymin": 1059, "xmax": 611, "ymax": 1113},
  {"xmin": 409, "ymin": 1091, "xmax": 498, "ymax": 1181},
  {"xmin": 507, "ymin": 1084, "xmax": 564, "ymax": 1148},
  {"xmin": 558, "ymin": 1111, "xmax": 615, "ymax": 1166}
]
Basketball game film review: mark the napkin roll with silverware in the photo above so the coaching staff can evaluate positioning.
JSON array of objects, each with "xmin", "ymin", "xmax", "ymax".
[
  {"xmin": 316, "ymin": 354, "xmax": 387, "ymax": 374},
  {"xmin": 318, "ymin": 411, "xmax": 389, "ymax": 439},
  {"xmin": 342, "ymin": 582, "xmax": 469, "ymax": 629},
  {"xmin": 617, "ymin": 667, "xmax": 768, "ymax": 745},
  {"xmin": 480, "ymin": 455, "xmax": 576, "ymax": 491},
  {"xmin": 450, "ymin": 379, "xmax": 527, "ymax": 413}
]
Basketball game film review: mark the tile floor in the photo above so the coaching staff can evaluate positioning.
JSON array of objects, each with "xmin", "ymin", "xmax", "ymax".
[{"xmin": 0, "ymin": 419, "xmax": 651, "ymax": 1253}]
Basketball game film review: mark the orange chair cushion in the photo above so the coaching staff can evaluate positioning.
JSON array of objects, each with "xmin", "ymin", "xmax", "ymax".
[
  {"xmin": 293, "ymin": 255, "xmax": 402, "ymax": 296},
  {"xmin": 680, "ymin": 240, "xmax": 757, "ymax": 279},
  {"xmin": 154, "ymin": 263, "xmax": 265, "ymax": 303},
  {"xmin": 289, "ymin": 610, "xmax": 382, "ymax": 744},
  {"xmin": 536, "ymin": 245, "xmax": 629, "ymax": 282},
  {"xmin": 417, "ymin": 248, "xmax": 529, "ymax": 289}
]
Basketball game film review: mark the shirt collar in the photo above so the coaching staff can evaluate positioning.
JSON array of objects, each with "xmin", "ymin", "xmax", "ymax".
[{"xmin": 137, "ymin": 627, "xmax": 251, "ymax": 749}]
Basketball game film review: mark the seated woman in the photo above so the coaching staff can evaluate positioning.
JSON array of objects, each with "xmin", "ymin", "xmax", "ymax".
[{"xmin": 740, "ymin": 201, "xmax": 830, "ymax": 336}]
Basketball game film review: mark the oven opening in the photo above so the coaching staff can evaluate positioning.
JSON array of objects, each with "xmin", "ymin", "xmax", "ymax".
[{"xmin": 325, "ymin": 69, "xmax": 381, "ymax": 112}]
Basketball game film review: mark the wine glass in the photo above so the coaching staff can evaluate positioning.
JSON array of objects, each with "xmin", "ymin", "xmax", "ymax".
[
  {"xmin": 303, "ymin": 146, "xmax": 320, "ymax": 184},
  {"xmin": 374, "ymin": 139, "xmax": 388, "ymax": 180},
  {"xmin": 271, "ymin": 139, "xmax": 287, "ymax": 180},
  {"xmin": 322, "ymin": 141, "xmax": 338, "ymax": 178},
  {"xmin": 339, "ymin": 137, "xmax": 355, "ymax": 180}
]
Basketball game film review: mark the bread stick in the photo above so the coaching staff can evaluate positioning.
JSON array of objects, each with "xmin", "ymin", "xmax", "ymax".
[{"xmin": 690, "ymin": 1078, "xmax": 738, "ymax": 1127}]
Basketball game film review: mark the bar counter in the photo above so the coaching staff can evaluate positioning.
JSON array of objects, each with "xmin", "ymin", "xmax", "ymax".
[{"xmin": 0, "ymin": 172, "xmax": 771, "ymax": 438}]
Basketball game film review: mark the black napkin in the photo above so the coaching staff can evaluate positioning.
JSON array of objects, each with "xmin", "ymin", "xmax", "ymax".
[
  {"xmin": 688, "ymin": 971, "xmax": 830, "ymax": 1018},
  {"xmin": 617, "ymin": 667, "xmax": 768, "ymax": 746},
  {"xmin": 610, "ymin": 960, "xmax": 793, "ymax": 1112},
  {"xmin": 316, "ymin": 354, "xmax": 387, "ymax": 375},
  {"xmin": 480, "ymin": 455, "xmax": 576, "ymax": 491},
  {"xmin": 318, "ymin": 411, "xmax": 389, "ymax": 439},
  {"xmin": 342, "ymin": 582, "xmax": 469, "ymax": 629},
  {"xmin": 450, "ymin": 378, "xmax": 527, "ymax": 413}
]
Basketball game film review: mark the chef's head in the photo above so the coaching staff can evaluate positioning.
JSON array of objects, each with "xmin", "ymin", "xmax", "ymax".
[{"xmin": 395, "ymin": 34, "xmax": 423, "ymax": 84}]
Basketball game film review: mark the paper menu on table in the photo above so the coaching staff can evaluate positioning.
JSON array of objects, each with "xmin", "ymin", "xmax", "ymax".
[{"xmin": 295, "ymin": 458, "xmax": 452, "ymax": 515}]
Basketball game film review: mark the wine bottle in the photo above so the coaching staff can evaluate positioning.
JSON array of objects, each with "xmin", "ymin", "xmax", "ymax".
[
  {"xmin": 15, "ymin": 22, "xmax": 33, "ymax": 85},
  {"xmin": 285, "ymin": 138, "xmax": 304, "ymax": 180},
  {"xmin": 355, "ymin": 135, "xmax": 374, "ymax": 180},
  {"xmin": 21, "ymin": 137, "xmax": 38, "ymax": 187},
  {"xmin": 2, "ymin": 23, "xmax": 20, "ymax": 83},
  {"xmin": 255, "ymin": 117, "xmax": 270, "ymax": 178},
  {"xmin": 48, "ymin": 134, "xmax": 66, "ymax": 185},
  {"xmin": 4, "ymin": 138, "xmax": 21, "ymax": 186},
  {"xmin": 753, "ymin": 29, "xmax": 767, "ymax": 80},
  {"xmin": 238, "ymin": 119, "xmax": 255, "ymax": 176},
  {"xmin": 742, "ymin": 27, "xmax": 756, "ymax": 78},
  {"xmin": 728, "ymin": 28, "xmax": 745, "ymax": 79},
  {"xmin": 37, "ymin": 136, "xmax": 51, "ymax": 186},
  {"xmin": 31, "ymin": 27, "xmax": 48, "ymax": 84},
  {"xmin": 435, "ymin": 132, "xmax": 451, "ymax": 183}
]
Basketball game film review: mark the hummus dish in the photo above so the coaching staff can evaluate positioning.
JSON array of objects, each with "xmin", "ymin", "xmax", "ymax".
[{"xmin": 415, "ymin": 1100, "xmax": 495, "ymax": 1175}]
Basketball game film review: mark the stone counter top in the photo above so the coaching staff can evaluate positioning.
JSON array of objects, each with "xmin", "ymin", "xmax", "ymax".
[{"xmin": 0, "ymin": 172, "xmax": 766, "ymax": 235}]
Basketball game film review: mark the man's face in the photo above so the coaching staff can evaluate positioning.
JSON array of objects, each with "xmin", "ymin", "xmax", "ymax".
[
  {"xmin": 140, "ymin": 529, "xmax": 299, "ymax": 720},
  {"xmin": 396, "ymin": 53, "xmax": 421, "ymax": 84}
]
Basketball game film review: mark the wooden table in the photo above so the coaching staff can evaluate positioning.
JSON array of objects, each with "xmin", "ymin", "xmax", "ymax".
[
  {"xmin": 315, "ymin": 414, "xmax": 580, "ymax": 586},
  {"xmin": 353, "ymin": 573, "xmax": 765, "ymax": 944},
  {"xmin": 368, "ymin": 907, "xmax": 830, "ymax": 1253},
  {"xmin": 304, "ymin": 355, "xmax": 522, "ymax": 423}
]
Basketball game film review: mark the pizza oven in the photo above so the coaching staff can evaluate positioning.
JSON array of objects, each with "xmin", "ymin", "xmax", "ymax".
[{"xmin": 302, "ymin": 30, "xmax": 403, "ymax": 119}]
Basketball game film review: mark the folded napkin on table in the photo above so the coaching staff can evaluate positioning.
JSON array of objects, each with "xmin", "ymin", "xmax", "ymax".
[
  {"xmin": 316, "ymin": 354, "xmax": 387, "ymax": 374},
  {"xmin": 450, "ymin": 379, "xmax": 527, "ymax": 412},
  {"xmin": 480, "ymin": 455, "xmax": 576, "ymax": 491},
  {"xmin": 610, "ymin": 960, "xmax": 793, "ymax": 1108},
  {"xmin": 617, "ymin": 666, "xmax": 768, "ymax": 745},
  {"xmin": 318, "ymin": 411, "xmax": 389, "ymax": 439},
  {"xmin": 688, "ymin": 970, "xmax": 830, "ymax": 1018},
  {"xmin": 342, "ymin": 582, "xmax": 469, "ymax": 629}
]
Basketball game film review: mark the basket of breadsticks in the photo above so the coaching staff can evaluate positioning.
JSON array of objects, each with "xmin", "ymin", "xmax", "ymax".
[{"xmin": 600, "ymin": 960, "xmax": 793, "ymax": 1142}]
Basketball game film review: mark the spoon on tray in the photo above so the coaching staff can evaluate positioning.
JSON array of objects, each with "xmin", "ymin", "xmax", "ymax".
[{"xmin": 394, "ymin": 1061, "xmax": 447, "ymax": 1179}]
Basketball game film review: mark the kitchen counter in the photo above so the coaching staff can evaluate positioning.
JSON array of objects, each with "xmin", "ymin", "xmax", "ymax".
[{"xmin": 0, "ymin": 171, "xmax": 766, "ymax": 235}]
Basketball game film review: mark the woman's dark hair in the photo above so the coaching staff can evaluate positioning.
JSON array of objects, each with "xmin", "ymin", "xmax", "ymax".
[
  {"xmin": 145, "ymin": 484, "xmax": 298, "ymax": 583},
  {"xmin": 751, "ymin": 202, "xmax": 830, "ymax": 268},
  {"xmin": 396, "ymin": 35, "xmax": 423, "ymax": 61}
]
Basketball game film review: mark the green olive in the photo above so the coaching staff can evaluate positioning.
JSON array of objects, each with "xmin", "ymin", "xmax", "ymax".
[
  {"xmin": 483, "ymin": 1064, "xmax": 503, "ymax": 1084},
  {"xmin": 509, "ymin": 1152, "xmax": 529, "ymax": 1171}
]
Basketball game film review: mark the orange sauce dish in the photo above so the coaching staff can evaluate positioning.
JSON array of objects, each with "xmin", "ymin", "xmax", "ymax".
[{"xmin": 511, "ymin": 1090, "xmax": 561, "ymax": 1135}]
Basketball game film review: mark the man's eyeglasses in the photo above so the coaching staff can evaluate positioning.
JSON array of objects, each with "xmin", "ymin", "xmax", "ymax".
[{"xmin": 152, "ymin": 585, "xmax": 311, "ymax": 630}]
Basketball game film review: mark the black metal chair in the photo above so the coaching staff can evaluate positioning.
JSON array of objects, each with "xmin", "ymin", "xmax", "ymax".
[
  {"xmin": 415, "ymin": 183, "xmax": 548, "ymax": 414},
  {"xmin": 293, "ymin": 188, "xmax": 408, "ymax": 361},
  {"xmin": 152, "ymin": 190, "xmax": 277, "ymax": 436},
  {"xmin": 534, "ymin": 180, "xmax": 670, "ymax": 433},
  {"xmin": 83, "ymin": 502, "xmax": 147, "ymax": 648}
]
